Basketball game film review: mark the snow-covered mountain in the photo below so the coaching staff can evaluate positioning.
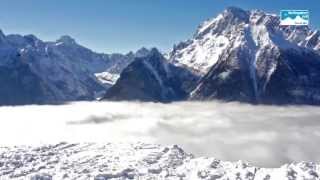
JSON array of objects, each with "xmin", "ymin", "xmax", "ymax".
[
  {"xmin": 169, "ymin": 7, "xmax": 320, "ymax": 76},
  {"xmin": 169, "ymin": 7, "xmax": 320, "ymax": 104},
  {"xmin": 103, "ymin": 48, "xmax": 199, "ymax": 102},
  {"xmin": 103, "ymin": 7, "xmax": 320, "ymax": 104},
  {"xmin": 2, "ymin": 6, "xmax": 320, "ymax": 105},
  {"xmin": 0, "ymin": 30, "xmax": 148, "ymax": 105},
  {"xmin": 0, "ymin": 142, "xmax": 319, "ymax": 180}
]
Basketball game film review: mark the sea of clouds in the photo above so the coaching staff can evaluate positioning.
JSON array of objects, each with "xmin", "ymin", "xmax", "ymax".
[{"xmin": 0, "ymin": 101, "xmax": 320, "ymax": 167}]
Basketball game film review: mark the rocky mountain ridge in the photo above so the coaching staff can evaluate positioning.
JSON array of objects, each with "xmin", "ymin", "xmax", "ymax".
[
  {"xmin": 104, "ymin": 7, "xmax": 320, "ymax": 104},
  {"xmin": 0, "ymin": 30, "xmax": 149, "ymax": 105},
  {"xmin": 2, "ymin": 7, "xmax": 320, "ymax": 105}
]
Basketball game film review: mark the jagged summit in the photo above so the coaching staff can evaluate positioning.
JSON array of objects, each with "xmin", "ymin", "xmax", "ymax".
[
  {"xmin": 135, "ymin": 47, "xmax": 150, "ymax": 58},
  {"xmin": 148, "ymin": 47, "xmax": 161, "ymax": 56},
  {"xmin": 195, "ymin": 6, "xmax": 250, "ymax": 38},
  {"xmin": 56, "ymin": 35, "xmax": 77, "ymax": 45},
  {"xmin": 0, "ymin": 29, "xmax": 6, "ymax": 41},
  {"xmin": 0, "ymin": 28, "xmax": 146, "ymax": 105},
  {"xmin": 223, "ymin": 6, "xmax": 250, "ymax": 21},
  {"xmin": 1, "ymin": 7, "xmax": 320, "ymax": 105},
  {"xmin": 103, "ymin": 48, "xmax": 172, "ymax": 102},
  {"xmin": 103, "ymin": 46, "xmax": 198, "ymax": 102},
  {"xmin": 170, "ymin": 7, "xmax": 319, "ymax": 76},
  {"xmin": 225, "ymin": 6, "xmax": 248, "ymax": 14},
  {"xmin": 168, "ymin": 7, "xmax": 320, "ymax": 104},
  {"xmin": 22, "ymin": 34, "xmax": 43, "ymax": 47}
]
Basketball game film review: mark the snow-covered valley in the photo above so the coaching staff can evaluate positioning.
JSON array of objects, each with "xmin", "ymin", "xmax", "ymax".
[{"xmin": 1, "ymin": 101, "xmax": 320, "ymax": 179}]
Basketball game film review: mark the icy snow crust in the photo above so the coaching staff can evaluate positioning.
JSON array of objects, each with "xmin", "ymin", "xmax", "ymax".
[{"xmin": 0, "ymin": 142, "xmax": 319, "ymax": 180}]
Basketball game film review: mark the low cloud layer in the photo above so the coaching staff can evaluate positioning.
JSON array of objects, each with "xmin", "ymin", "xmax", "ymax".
[{"xmin": 0, "ymin": 101, "xmax": 320, "ymax": 167}]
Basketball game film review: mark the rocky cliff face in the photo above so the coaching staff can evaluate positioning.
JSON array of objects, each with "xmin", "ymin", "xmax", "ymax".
[
  {"xmin": 103, "ymin": 48, "xmax": 199, "ymax": 102},
  {"xmin": 0, "ymin": 61, "xmax": 55, "ymax": 105},
  {"xmin": 169, "ymin": 7, "xmax": 320, "ymax": 104},
  {"xmin": 0, "ymin": 31, "xmax": 144, "ymax": 105},
  {"xmin": 2, "ymin": 7, "xmax": 320, "ymax": 105}
]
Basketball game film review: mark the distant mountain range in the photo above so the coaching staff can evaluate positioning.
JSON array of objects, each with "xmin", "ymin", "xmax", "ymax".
[
  {"xmin": 0, "ymin": 31, "xmax": 150, "ymax": 105},
  {"xmin": 104, "ymin": 7, "xmax": 320, "ymax": 105},
  {"xmin": 1, "ymin": 7, "xmax": 320, "ymax": 105}
]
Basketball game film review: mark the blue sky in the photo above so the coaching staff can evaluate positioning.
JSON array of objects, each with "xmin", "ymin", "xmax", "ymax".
[{"xmin": 0, "ymin": 0, "xmax": 319, "ymax": 53}]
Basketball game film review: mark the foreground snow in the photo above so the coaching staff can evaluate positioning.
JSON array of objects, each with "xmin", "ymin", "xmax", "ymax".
[{"xmin": 0, "ymin": 142, "xmax": 318, "ymax": 180}]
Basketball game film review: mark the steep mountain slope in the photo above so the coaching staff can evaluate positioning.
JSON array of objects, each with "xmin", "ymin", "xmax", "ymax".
[
  {"xmin": 169, "ymin": 7, "xmax": 320, "ymax": 76},
  {"xmin": 169, "ymin": 7, "xmax": 320, "ymax": 104},
  {"xmin": 0, "ymin": 61, "xmax": 55, "ymax": 105},
  {"xmin": 103, "ymin": 48, "xmax": 199, "ymax": 102},
  {"xmin": 0, "ymin": 30, "xmax": 141, "ymax": 105},
  {"xmin": 1, "ymin": 142, "xmax": 319, "ymax": 180},
  {"xmin": 2, "ymin": 7, "xmax": 320, "ymax": 105},
  {"xmin": 95, "ymin": 48, "xmax": 151, "ymax": 88}
]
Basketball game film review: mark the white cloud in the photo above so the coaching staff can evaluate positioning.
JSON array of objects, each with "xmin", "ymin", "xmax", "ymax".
[{"xmin": 0, "ymin": 101, "xmax": 320, "ymax": 167}]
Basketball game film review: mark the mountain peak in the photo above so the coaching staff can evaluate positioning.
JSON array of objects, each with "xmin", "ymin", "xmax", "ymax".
[
  {"xmin": 57, "ymin": 35, "xmax": 76, "ymax": 45},
  {"xmin": 23, "ymin": 34, "xmax": 42, "ymax": 45},
  {"xmin": 149, "ymin": 47, "xmax": 160, "ymax": 55},
  {"xmin": 223, "ymin": 6, "xmax": 249, "ymax": 22},
  {"xmin": 225, "ymin": 6, "xmax": 247, "ymax": 14},
  {"xmin": 24, "ymin": 34, "xmax": 39, "ymax": 41},
  {"xmin": 0, "ymin": 29, "xmax": 6, "ymax": 42},
  {"xmin": 135, "ymin": 47, "xmax": 150, "ymax": 58},
  {"xmin": 0, "ymin": 29, "xmax": 5, "ymax": 36},
  {"xmin": 195, "ymin": 7, "xmax": 251, "ymax": 38},
  {"xmin": 170, "ymin": 7, "xmax": 320, "ymax": 77}
]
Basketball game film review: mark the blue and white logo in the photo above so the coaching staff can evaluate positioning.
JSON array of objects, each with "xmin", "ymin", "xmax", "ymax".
[{"xmin": 280, "ymin": 10, "xmax": 309, "ymax": 26}]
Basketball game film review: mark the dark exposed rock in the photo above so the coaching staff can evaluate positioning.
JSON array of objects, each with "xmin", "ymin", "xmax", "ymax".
[{"xmin": 103, "ymin": 48, "xmax": 199, "ymax": 102}]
